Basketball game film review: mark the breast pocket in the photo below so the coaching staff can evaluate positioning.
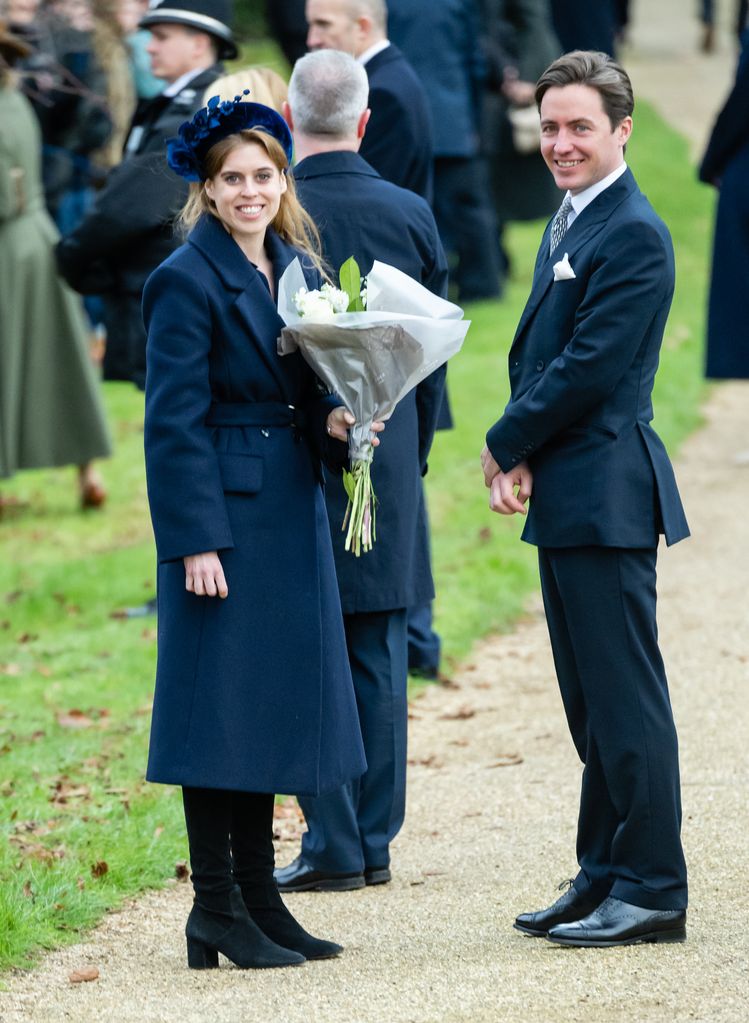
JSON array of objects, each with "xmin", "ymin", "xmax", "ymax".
[{"xmin": 216, "ymin": 452, "xmax": 264, "ymax": 494}]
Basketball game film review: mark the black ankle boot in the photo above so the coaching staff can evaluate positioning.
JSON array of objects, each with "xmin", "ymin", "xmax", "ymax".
[
  {"xmin": 240, "ymin": 884, "xmax": 343, "ymax": 960},
  {"xmin": 185, "ymin": 887, "xmax": 306, "ymax": 969}
]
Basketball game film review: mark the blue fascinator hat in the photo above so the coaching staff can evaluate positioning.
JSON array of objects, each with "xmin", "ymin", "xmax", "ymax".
[{"xmin": 167, "ymin": 91, "xmax": 294, "ymax": 182}]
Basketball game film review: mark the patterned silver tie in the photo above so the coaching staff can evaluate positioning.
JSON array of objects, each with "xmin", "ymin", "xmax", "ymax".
[{"xmin": 549, "ymin": 194, "xmax": 573, "ymax": 255}]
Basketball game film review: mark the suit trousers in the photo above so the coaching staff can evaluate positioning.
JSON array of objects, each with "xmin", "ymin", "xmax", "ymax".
[
  {"xmin": 299, "ymin": 608, "xmax": 408, "ymax": 873},
  {"xmin": 433, "ymin": 156, "xmax": 502, "ymax": 302},
  {"xmin": 538, "ymin": 545, "xmax": 688, "ymax": 911}
]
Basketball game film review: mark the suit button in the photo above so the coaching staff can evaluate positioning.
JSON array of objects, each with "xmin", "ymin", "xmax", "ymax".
[{"xmin": 536, "ymin": 360, "xmax": 545, "ymax": 372}]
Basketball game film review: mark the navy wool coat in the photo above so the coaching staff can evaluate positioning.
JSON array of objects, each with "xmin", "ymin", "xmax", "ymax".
[
  {"xmin": 142, "ymin": 215, "xmax": 366, "ymax": 795},
  {"xmin": 487, "ymin": 169, "xmax": 689, "ymax": 549},
  {"xmin": 699, "ymin": 32, "xmax": 749, "ymax": 379},
  {"xmin": 294, "ymin": 151, "xmax": 448, "ymax": 613}
]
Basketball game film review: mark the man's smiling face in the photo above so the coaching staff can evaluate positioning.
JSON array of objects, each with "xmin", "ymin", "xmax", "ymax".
[{"xmin": 540, "ymin": 83, "xmax": 632, "ymax": 194}]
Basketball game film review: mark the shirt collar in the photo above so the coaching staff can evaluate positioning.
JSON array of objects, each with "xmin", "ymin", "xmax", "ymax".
[
  {"xmin": 357, "ymin": 39, "xmax": 390, "ymax": 66},
  {"xmin": 568, "ymin": 162, "xmax": 628, "ymax": 220},
  {"xmin": 162, "ymin": 67, "xmax": 207, "ymax": 98}
]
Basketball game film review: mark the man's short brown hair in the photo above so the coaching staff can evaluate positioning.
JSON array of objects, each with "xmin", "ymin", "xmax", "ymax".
[{"xmin": 535, "ymin": 50, "xmax": 634, "ymax": 130}]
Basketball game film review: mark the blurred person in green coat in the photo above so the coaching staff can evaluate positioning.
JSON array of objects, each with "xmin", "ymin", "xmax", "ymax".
[{"xmin": 0, "ymin": 20, "xmax": 111, "ymax": 509}]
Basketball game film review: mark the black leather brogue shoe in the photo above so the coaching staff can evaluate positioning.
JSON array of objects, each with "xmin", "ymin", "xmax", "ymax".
[
  {"xmin": 274, "ymin": 855, "xmax": 365, "ymax": 893},
  {"xmin": 546, "ymin": 896, "xmax": 687, "ymax": 947},
  {"xmin": 514, "ymin": 881, "xmax": 603, "ymax": 937}
]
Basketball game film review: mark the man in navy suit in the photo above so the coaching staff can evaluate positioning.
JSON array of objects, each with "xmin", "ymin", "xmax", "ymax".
[
  {"xmin": 304, "ymin": 0, "xmax": 433, "ymax": 200},
  {"xmin": 481, "ymin": 51, "xmax": 689, "ymax": 947},
  {"xmin": 274, "ymin": 48, "xmax": 447, "ymax": 892}
]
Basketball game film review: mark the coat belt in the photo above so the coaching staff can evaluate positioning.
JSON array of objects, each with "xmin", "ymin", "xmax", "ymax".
[{"xmin": 205, "ymin": 401, "xmax": 308, "ymax": 430}]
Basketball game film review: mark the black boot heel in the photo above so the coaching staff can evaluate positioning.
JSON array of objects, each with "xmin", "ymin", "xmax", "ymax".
[
  {"xmin": 185, "ymin": 888, "xmax": 306, "ymax": 969},
  {"xmin": 186, "ymin": 937, "xmax": 219, "ymax": 969}
]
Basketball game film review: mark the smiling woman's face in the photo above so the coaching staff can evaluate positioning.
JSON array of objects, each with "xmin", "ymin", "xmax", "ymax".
[{"xmin": 204, "ymin": 141, "xmax": 287, "ymax": 247}]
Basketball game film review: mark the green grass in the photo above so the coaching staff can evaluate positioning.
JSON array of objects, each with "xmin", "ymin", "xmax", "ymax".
[{"xmin": 0, "ymin": 101, "xmax": 713, "ymax": 969}]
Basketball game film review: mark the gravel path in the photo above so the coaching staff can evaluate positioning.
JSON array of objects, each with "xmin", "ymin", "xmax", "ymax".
[{"xmin": 2, "ymin": 6, "xmax": 747, "ymax": 1022}]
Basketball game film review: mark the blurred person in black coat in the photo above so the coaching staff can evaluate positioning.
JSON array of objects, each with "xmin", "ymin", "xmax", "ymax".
[
  {"xmin": 549, "ymin": 0, "xmax": 617, "ymax": 57},
  {"xmin": 56, "ymin": 0, "xmax": 233, "ymax": 389},
  {"xmin": 480, "ymin": 0, "xmax": 561, "ymax": 272},
  {"xmin": 274, "ymin": 49, "xmax": 447, "ymax": 892},
  {"xmin": 699, "ymin": 29, "xmax": 749, "ymax": 379},
  {"xmin": 265, "ymin": 0, "xmax": 306, "ymax": 64},
  {"xmin": 388, "ymin": 0, "xmax": 501, "ymax": 302},
  {"xmin": 305, "ymin": 0, "xmax": 433, "ymax": 201}
]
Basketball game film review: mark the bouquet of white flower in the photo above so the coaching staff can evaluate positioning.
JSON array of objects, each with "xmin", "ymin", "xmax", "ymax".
[{"xmin": 278, "ymin": 257, "xmax": 469, "ymax": 556}]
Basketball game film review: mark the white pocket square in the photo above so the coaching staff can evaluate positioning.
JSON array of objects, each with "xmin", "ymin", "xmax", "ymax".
[{"xmin": 552, "ymin": 253, "xmax": 576, "ymax": 281}]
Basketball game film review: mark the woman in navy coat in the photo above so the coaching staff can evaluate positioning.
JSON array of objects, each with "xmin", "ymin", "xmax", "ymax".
[
  {"xmin": 700, "ymin": 30, "xmax": 749, "ymax": 379},
  {"xmin": 142, "ymin": 97, "xmax": 368, "ymax": 970}
]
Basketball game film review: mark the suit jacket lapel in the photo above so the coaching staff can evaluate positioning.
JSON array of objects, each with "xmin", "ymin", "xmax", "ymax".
[{"xmin": 511, "ymin": 169, "xmax": 638, "ymax": 350}]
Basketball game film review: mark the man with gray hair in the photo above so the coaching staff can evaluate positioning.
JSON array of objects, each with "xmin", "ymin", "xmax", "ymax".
[
  {"xmin": 305, "ymin": 0, "xmax": 433, "ymax": 199},
  {"xmin": 274, "ymin": 48, "xmax": 448, "ymax": 893}
]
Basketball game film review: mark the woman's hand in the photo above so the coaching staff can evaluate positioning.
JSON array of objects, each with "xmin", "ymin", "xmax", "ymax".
[
  {"xmin": 326, "ymin": 406, "xmax": 385, "ymax": 445},
  {"xmin": 184, "ymin": 551, "xmax": 228, "ymax": 598}
]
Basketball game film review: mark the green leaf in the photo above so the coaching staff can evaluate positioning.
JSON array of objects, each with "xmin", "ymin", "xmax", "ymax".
[{"xmin": 339, "ymin": 256, "xmax": 365, "ymax": 312}]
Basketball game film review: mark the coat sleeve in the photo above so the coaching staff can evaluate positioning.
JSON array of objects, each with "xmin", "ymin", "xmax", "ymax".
[
  {"xmin": 486, "ymin": 218, "xmax": 673, "ymax": 471},
  {"xmin": 143, "ymin": 262, "xmax": 234, "ymax": 563}
]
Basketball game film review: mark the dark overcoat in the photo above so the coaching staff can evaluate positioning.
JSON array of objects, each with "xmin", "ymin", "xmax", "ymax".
[
  {"xmin": 294, "ymin": 151, "xmax": 447, "ymax": 613},
  {"xmin": 486, "ymin": 169, "xmax": 690, "ymax": 549},
  {"xmin": 142, "ymin": 215, "xmax": 366, "ymax": 795},
  {"xmin": 699, "ymin": 32, "xmax": 749, "ymax": 379},
  {"xmin": 359, "ymin": 44, "xmax": 434, "ymax": 202},
  {"xmin": 56, "ymin": 65, "xmax": 222, "ymax": 386}
]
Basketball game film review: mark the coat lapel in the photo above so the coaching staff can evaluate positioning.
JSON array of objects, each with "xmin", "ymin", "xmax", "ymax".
[
  {"xmin": 511, "ymin": 169, "xmax": 638, "ymax": 350},
  {"xmin": 189, "ymin": 216, "xmax": 293, "ymax": 399}
]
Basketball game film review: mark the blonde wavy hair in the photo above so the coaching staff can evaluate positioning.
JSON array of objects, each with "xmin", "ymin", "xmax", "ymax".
[{"xmin": 178, "ymin": 129, "xmax": 322, "ymax": 272}]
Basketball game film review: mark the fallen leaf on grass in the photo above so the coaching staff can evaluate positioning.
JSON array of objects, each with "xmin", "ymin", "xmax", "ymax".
[
  {"xmin": 17, "ymin": 632, "xmax": 38, "ymax": 644},
  {"xmin": 23, "ymin": 881, "xmax": 34, "ymax": 898},
  {"xmin": 175, "ymin": 861, "xmax": 190, "ymax": 881},
  {"xmin": 487, "ymin": 753, "xmax": 524, "ymax": 768},
  {"xmin": 153, "ymin": 825, "xmax": 164, "ymax": 839},
  {"xmin": 91, "ymin": 861, "xmax": 108, "ymax": 878},
  {"xmin": 56, "ymin": 709, "xmax": 94, "ymax": 729},
  {"xmin": 50, "ymin": 780, "xmax": 92, "ymax": 806},
  {"xmin": 9, "ymin": 837, "xmax": 65, "ymax": 862},
  {"xmin": 69, "ymin": 967, "xmax": 99, "ymax": 984},
  {"xmin": 1, "ymin": 663, "xmax": 21, "ymax": 676},
  {"xmin": 439, "ymin": 705, "xmax": 476, "ymax": 721}
]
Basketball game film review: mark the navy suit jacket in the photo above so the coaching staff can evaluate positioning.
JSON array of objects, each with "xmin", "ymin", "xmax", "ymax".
[
  {"xmin": 359, "ymin": 43, "xmax": 434, "ymax": 202},
  {"xmin": 294, "ymin": 150, "xmax": 448, "ymax": 613},
  {"xmin": 486, "ymin": 169, "xmax": 689, "ymax": 549}
]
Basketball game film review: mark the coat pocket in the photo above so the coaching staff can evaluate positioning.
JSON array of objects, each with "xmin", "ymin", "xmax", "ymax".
[{"xmin": 216, "ymin": 452, "xmax": 264, "ymax": 493}]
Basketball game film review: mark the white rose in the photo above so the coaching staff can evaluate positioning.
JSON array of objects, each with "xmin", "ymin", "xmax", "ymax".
[{"xmin": 299, "ymin": 294, "xmax": 337, "ymax": 323}]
